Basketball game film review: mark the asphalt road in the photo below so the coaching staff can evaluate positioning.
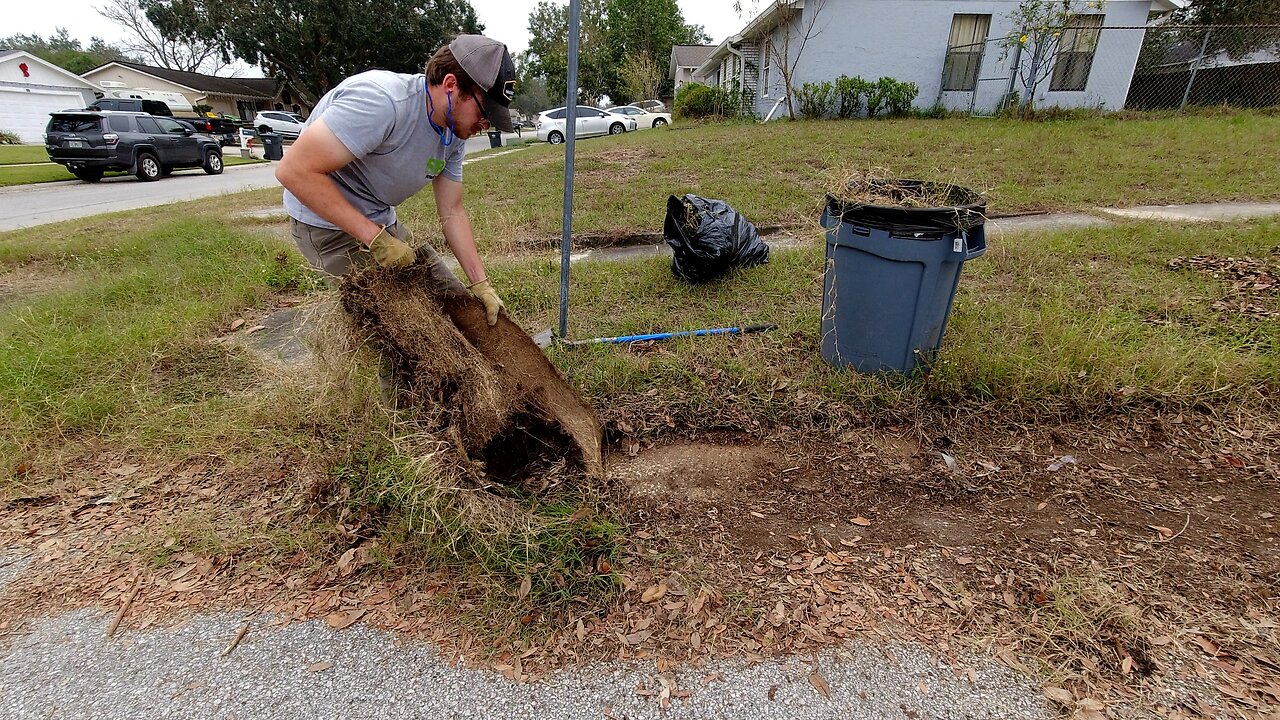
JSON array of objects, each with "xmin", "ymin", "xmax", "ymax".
[{"xmin": 0, "ymin": 133, "xmax": 524, "ymax": 233}]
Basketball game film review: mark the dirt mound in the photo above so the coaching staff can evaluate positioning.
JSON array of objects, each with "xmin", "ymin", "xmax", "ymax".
[{"xmin": 340, "ymin": 263, "xmax": 604, "ymax": 481}]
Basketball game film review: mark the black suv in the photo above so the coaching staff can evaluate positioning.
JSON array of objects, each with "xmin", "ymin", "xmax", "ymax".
[{"xmin": 45, "ymin": 111, "xmax": 224, "ymax": 183}]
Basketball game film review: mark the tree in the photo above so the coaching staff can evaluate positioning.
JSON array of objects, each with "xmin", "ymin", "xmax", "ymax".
[
  {"xmin": 1171, "ymin": 0, "xmax": 1280, "ymax": 58},
  {"xmin": 604, "ymin": 0, "xmax": 708, "ymax": 101},
  {"xmin": 525, "ymin": 0, "xmax": 613, "ymax": 104},
  {"xmin": 618, "ymin": 53, "xmax": 663, "ymax": 102},
  {"xmin": 761, "ymin": 0, "xmax": 829, "ymax": 119},
  {"xmin": 0, "ymin": 28, "xmax": 133, "ymax": 74},
  {"xmin": 511, "ymin": 51, "xmax": 554, "ymax": 116},
  {"xmin": 999, "ymin": 0, "xmax": 1098, "ymax": 117},
  {"xmin": 140, "ymin": 0, "xmax": 483, "ymax": 105},
  {"xmin": 98, "ymin": 0, "xmax": 228, "ymax": 74}
]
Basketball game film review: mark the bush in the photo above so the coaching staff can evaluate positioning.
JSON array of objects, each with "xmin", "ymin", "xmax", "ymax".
[
  {"xmin": 865, "ymin": 77, "xmax": 919, "ymax": 117},
  {"xmin": 835, "ymin": 75, "xmax": 872, "ymax": 119},
  {"xmin": 796, "ymin": 81, "xmax": 836, "ymax": 119},
  {"xmin": 0, "ymin": 130, "xmax": 21, "ymax": 145},
  {"xmin": 675, "ymin": 82, "xmax": 739, "ymax": 120}
]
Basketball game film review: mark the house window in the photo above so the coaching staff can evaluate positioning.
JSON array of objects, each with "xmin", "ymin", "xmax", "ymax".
[
  {"xmin": 762, "ymin": 46, "xmax": 771, "ymax": 97},
  {"xmin": 1051, "ymin": 14, "xmax": 1104, "ymax": 91},
  {"xmin": 942, "ymin": 14, "xmax": 991, "ymax": 91}
]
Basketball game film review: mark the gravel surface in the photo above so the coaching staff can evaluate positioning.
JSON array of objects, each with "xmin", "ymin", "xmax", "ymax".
[{"xmin": 0, "ymin": 602, "xmax": 1049, "ymax": 720}]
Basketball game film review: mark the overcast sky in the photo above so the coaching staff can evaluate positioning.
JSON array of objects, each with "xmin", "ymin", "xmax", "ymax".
[{"xmin": 6, "ymin": 0, "xmax": 747, "ymax": 76}]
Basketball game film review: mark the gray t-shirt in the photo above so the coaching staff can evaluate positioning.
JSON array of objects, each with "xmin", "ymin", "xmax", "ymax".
[{"xmin": 283, "ymin": 70, "xmax": 467, "ymax": 229}]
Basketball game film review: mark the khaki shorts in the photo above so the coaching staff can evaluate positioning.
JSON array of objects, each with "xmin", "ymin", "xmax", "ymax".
[{"xmin": 290, "ymin": 218, "xmax": 466, "ymax": 293}]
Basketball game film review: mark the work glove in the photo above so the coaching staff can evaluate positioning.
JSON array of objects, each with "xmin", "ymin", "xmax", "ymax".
[
  {"xmin": 469, "ymin": 278, "xmax": 504, "ymax": 326},
  {"xmin": 368, "ymin": 226, "xmax": 416, "ymax": 269}
]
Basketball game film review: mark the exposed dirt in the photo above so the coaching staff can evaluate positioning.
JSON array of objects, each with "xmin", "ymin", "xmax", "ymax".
[
  {"xmin": 0, "ymin": 265, "xmax": 77, "ymax": 307},
  {"xmin": 1, "ymin": 408, "xmax": 1276, "ymax": 718},
  {"xmin": 340, "ymin": 262, "xmax": 603, "ymax": 479}
]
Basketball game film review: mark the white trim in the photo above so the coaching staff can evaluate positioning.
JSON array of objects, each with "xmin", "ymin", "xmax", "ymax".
[
  {"xmin": 80, "ymin": 62, "xmax": 203, "ymax": 95},
  {"xmin": 0, "ymin": 50, "xmax": 100, "ymax": 90}
]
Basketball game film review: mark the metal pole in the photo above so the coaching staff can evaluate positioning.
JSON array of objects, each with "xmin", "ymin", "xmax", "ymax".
[
  {"xmin": 558, "ymin": 0, "xmax": 581, "ymax": 340},
  {"xmin": 1179, "ymin": 27, "xmax": 1212, "ymax": 112}
]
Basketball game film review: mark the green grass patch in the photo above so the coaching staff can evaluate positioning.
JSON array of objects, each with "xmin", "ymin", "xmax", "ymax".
[
  {"xmin": 489, "ymin": 219, "xmax": 1278, "ymax": 428},
  {"xmin": 0, "ymin": 145, "xmax": 50, "ymax": 165},
  {"xmin": 413, "ymin": 113, "xmax": 1280, "ymax": 253}
]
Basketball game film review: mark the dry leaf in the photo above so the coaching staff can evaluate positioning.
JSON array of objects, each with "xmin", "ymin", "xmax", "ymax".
[
  {"xmin": 245, "ymin": 325, "xmax": 266, "ymax": 334},
  {"xmin": 307, "ymin": 661, "xmax": 333, "ymax": 673},
  {"xmin": 517, "ymin": 576, "xmax": 532, "ymax": 602},
  {"xmin": 324, "ymin": 608, "xmax": 366, "ymax": 630},
  {"xmin": 641, "ymin": 583, "xmax": 667, "ymax": 603},
  {"xmin": 1043, "ymin": 686, "xmax": 1074, "ymax": 705},
  {"xmin": 1148, "ymin": 525, "xmax": 1174, "ymax": 539},
  {"xmin": 229, "ymin": 318, "xmax": 246, "ymax": 331},
  {"xmin": 767, "ymin": 685, "xmax": 778, "ymax": 701},
  {"xmin": 809, "ymin": 670, "xmax": 831, "ymax": 698},
  {"xmin": 109, "ymin": 465, "xmax": 140, "ymax": 477},
  {"xmin": 955, "ymin": 556, "xmax": 975, "ymax": 565},
  {"xmin": 851, "ymin": 516, "xmax": 872, "ymax": 527}
]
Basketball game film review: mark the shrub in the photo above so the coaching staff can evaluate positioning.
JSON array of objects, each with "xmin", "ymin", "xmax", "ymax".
[
  {"xmin": 864, "ymin": 77, "xmax": 919, "ymax": 117},
  {"xmin": 796, "ymin": 81, "xmax": 836, "ymax": 119},
  {"xmin": 675, "ymin": 82, "xmax": 738, "ymax": 120},
  {"xmin": 0, "ymin": 130, "xmax": 21, "ymax": 145},
  {"xmin": 835, "ymin": 75, "xmax": 872, "ymax": 118}
]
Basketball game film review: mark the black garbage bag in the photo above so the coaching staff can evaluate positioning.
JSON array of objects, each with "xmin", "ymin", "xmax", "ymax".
[{"xmin": 663, "ymin": 194, "xmax": 770, "ymax": 282}]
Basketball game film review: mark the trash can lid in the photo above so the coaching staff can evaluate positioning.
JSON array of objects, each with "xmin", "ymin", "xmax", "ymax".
[{"xmin": 826, "ymin": 179, "xmax": 986, "ymax": 233}]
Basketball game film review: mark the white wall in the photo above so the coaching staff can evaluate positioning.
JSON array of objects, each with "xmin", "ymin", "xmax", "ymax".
[{"xmin": 751, "ymin": 0, "xmax": 1155, "ymax": 116}]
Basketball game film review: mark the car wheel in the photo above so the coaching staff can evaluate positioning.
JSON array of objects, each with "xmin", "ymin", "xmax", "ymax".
[
  {"xmin": 653, "ymin": 118, "xmax": 668, "ymax": 128},
  {"xmin": 203, "ymin": 149, "xmax": 224, "ymax": 175},
  {"xmin": 135, "ymin": 152, "xmax": 161, "ymax": 182},
  {"xmin": 609, "ymin": 123, "xmax": 625, "ymax": 135},
  {"xmin": 72, "ymin": 169, "xmax": 103, "ymax": 183},
  {"xmin": 548, "ymin": 130, "xmax": 564, "ymax": 145}
]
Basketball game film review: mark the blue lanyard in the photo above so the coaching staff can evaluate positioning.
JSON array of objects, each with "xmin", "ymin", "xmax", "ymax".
[{"xmin": 424, "ymin": 77, "xmax": 455, "ymax": 146}]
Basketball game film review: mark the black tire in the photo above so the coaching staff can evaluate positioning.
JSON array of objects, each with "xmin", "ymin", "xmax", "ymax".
[
  {"xmin": 202, "ymin": 149, "xmax": 224, "ymax": 175},
  {"xmin": 72, "ymin": 168, "xmax": 103, "ymax": 183},
  {"xmin": 548, "ymin": 130, "xmax": 564, "ymax": 145},
  {"xmin": 135, "ymin": 152, "xmax": 161, "ymax": 182},
  {"xmin": 257, "ymin": 125, "xmax": 271, "ymax": 135},
  {"xmin": 653, "ymin": 118, "xmax": 668, "ymax": 128},
  {"xmin": 609, "ymin": 122, "xmax": 625, "ymax": 135}
]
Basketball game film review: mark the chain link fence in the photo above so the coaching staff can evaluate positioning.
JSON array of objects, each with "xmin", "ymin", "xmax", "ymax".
[{"xmin": 940, "ymin": 25, "xmax": 1280, "ymax": 117}]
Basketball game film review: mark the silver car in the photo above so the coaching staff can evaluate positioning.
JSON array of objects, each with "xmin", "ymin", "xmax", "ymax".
[{"xmin": 535, "ymin": 106, "xmax": 637, "ymax": 144}]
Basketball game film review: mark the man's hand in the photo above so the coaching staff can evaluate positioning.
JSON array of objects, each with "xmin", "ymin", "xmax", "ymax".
[
  {"xmin": 368, "ymin": 227, "xmax": 416, "ymax": 269},
  {"xmin": 469, "ymin": 279, "xmax": 504, "ymax": 326}
]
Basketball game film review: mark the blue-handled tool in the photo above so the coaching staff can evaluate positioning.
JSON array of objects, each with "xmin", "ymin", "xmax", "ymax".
[{"xmin": 563, "ymin": 324, "xmax": 776, "ymax": 346}]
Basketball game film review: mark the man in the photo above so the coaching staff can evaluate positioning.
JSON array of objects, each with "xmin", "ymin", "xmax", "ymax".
[{"xmin": 276, "ymin": 34, "xmax": 516, "ymax": 325}]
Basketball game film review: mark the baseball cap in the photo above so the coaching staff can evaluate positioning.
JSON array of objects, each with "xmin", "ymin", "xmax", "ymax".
[{"xmin": 449, "ymin": 34, "xmax": 517, "ymax": 133}]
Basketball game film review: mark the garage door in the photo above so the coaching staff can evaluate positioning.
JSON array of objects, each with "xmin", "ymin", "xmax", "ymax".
[{"xmin": 0, "ymin": 88, "xmax": 87, "ymax": 144}]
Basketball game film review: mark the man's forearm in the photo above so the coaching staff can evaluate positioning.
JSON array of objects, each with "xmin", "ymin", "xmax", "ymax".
[
  {"xmin": 278, "ymin": 169, "xmax": 381, "ymax": 246},
  {"xmin": 439, "ymin": 208, "xmax": 487, "ymax": 284}
]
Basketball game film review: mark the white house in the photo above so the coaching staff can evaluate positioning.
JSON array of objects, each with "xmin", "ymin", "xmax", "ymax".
[
  {"xmin": 0, "ymin": 50, "xmax": 101, "ymax": 143},
  {"xmin": 669, "ymin": 45, "xmax": 716, "ymax": 97},
  {"xmin": 693, "ymin": 0, "xmax": 1185, "ymax": 118},
  {"xmin": 81, "ymin": 61, "xmax": 297, "ymax": 121}
]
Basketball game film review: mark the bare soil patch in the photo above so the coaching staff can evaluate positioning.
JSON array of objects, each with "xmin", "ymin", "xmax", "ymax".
[
  {"xmin": 0, "ymin": 265, "xmax": 77, "ymax": 307},
  {"xmin": 1, "ymin": 407, "xmax": 1275, "ymax": 717}
]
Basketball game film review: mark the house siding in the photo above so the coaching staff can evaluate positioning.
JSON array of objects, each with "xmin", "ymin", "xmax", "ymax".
[{"xmin": 732, "ymin": 0, "xmax": 1154, "ymax": 118}]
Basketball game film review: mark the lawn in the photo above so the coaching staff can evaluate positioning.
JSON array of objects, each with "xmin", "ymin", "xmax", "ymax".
[
  {"xmin": 0, "ymin": 153, "xmax": 265, "ymax": 187},
  {"xmin": 0, "ymin": 144, "xmax": 50, "ymax": 165},
  {"xmin": 400, "ymin": 111, "xmax": 1280, "ymax": 253},
  {"xmin": 1, "ymin": 113, "xmax": 1277, "ymax": 717}
]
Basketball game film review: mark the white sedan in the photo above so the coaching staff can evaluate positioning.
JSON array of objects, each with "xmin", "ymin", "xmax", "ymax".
[
  {"xmin": 607, "ymin": 104, "xmax": 672, "ymax": 129},
  {"xmin": 535, "ymin": 106, "xmax": 637, "ymax": 144}
]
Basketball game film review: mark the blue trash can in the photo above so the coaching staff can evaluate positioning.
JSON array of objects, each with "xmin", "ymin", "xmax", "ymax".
[{"xmin": 820, "ymin": 179, "xmax": 986, "ymax": 374}]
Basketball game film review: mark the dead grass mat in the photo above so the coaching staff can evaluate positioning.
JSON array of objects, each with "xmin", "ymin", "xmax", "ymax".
[{"xmin": 1, "ymin": 406, "xmax": 1277, "ymax": 718}]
